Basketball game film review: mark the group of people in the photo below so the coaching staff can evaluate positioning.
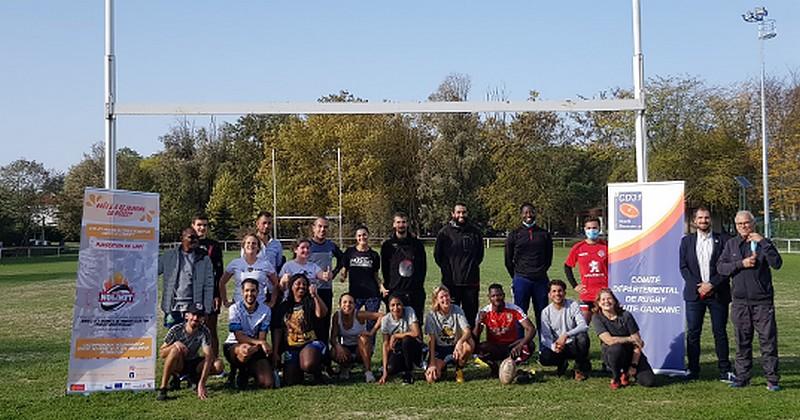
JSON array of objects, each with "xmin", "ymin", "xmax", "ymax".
[{"xmin": 154, "ymin": 202, "xmax": 784, "ymax": 400}]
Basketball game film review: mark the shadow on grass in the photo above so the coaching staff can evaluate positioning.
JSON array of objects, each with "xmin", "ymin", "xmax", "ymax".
[
  {"xmin": 0, "ymin": 271, "xmax": 76, "ymax": 284},
  {"xmin": 0, "ymin": 254, "xmax": 78, "ymax": 265}
]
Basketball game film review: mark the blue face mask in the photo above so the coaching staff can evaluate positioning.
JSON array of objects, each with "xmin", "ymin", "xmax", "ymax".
[
  {"xmin": 522, "ymin": 219, "xmax": 535, "ymax": 228},
  {"xmin": 585, "ymin": 229, "xmax": 600, "ymax": 240}
]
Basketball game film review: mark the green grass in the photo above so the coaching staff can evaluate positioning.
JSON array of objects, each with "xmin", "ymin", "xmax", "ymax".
[{"xmin": 1, "ymin": 248, "xmax": 799, "ymax": 419}]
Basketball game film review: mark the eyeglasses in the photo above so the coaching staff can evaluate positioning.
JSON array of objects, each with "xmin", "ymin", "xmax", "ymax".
[{"xmin": 735, "ymin": 221, "xmax": 752, "ymax": 226}]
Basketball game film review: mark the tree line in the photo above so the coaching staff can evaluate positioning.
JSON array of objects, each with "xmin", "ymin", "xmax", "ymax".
[{"xmin": 1, "ymin": 72, "xmax": 799, "ymax": 245}]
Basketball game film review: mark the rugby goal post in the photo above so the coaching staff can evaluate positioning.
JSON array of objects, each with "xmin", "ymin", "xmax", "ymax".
[{"xmin": 103, "ymin": 0, "xmax": 648, "ymax": 189}]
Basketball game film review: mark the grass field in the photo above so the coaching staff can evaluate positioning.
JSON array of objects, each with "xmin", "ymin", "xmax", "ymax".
[{"xmin": 1, "ymin": 247, "xmax": 799, "ymax": 419}]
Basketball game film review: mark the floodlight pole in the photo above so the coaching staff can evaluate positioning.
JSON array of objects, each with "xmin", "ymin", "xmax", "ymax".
[
  {"xmin": 743, "ymin": 7, "xmax": 776, "ymax": 238},
  {"xmin": 632, "ymin": 0, "xmax": 647, "ymax": 183},
  {"xmin": 104, "ymin": 0, "xmax": 117, "ymax": 189}
]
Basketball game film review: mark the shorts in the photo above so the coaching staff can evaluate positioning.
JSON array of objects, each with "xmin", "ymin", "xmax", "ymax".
[
  {"xmin": 434, "ymin": 345, "xmax": 456, "ymax": 365},
  {"xmin": 181, "ymin": 357, "xmax": 203, "ymax": 381},
  {"xmin": 579, "ymin": 301, "xmax": 595, "ymax": 313},
  {"xmin": 223, "ymin": 342, "xmax": 268, "ymax": 369},
  {"xmin": 283, "ymin": 340, "xmax": 327, "ymax": 366},
  {"xmin": 340, "ymin": 344, "xmax": 359, "ymax": 363}
]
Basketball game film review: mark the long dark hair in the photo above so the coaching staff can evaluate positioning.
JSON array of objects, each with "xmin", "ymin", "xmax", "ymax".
[{"xmin": 287, "ymin": 273, "xmax": 315, "ymax": 328}]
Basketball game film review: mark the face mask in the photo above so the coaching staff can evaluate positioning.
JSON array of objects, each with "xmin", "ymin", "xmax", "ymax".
[
  {"xmin": 522, "ymin": 218, "xmax": 535, "ymax": 228},
  {"xmin": 585, "ymin": 229, "xmax": 600, "ymax": 240}
]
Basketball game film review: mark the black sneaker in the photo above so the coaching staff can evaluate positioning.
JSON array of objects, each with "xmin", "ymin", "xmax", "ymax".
[
  {"xmin": 719, "ymin": 371, "xmax": 736, "ymax": 383},
  {"xmin": 226, "ymin": 367, "xmax": 239, "ymax": 389},
  {"xmin": 156, "ymin": 388, "xmax": 168, "ymax": 401},
  {"xmin": 236, "ymin": 371, "xmax": 249, "ymax": 390},
  {"xmin": 556, "ymin": 360, "xmax": 568, "ymax": 377},
  {"xmin": 402, "ymin": 372, "xmax": 414, "ymax": 385},
  {"xmin": 169, "ymin": 375, "xmax": 181, "ymax": 391}
]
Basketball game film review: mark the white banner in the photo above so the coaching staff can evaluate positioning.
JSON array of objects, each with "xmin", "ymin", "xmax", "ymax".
[
  {"xmin": 67, "ymin": 188, "xmax": 159, "ymax": 393},
  {"xmin": 608, "ymin": 182, "xmax": 686, "ymax": 375}
]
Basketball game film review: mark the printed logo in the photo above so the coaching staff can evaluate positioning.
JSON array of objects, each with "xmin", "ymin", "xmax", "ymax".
[
  {"xmin": 589, "ymin": 260, "xmax": 600, "ymax": 273},
  {"xmin": 98, "ymin": 272, "xmax": 135, "ymax": 311},
  {"xmin": 85, "ymin": 193, "xmax": 158, "ymax": 222},
  {"xmin": 615, "ymin": 191, "xmax": 643, "ymax": 230}
]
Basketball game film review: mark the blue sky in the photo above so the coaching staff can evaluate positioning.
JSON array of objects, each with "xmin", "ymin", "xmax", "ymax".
[{"xmin": 1, "ymin": 1, "xmax": 798, "ymax": 172}]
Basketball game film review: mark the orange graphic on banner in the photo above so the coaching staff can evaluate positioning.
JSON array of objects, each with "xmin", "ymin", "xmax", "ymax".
[
  {"xmin": 86, "ymin": 224, "xmax": 155, "ymax": 240},
  {"xmin": 74, "ymin": 337, "xmax": 153, "ymax": 359}
]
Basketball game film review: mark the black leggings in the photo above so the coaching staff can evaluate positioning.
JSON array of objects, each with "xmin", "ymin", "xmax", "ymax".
[
  {"xmin": 602, "ymin": 343, "xmax": 656, "ymax": 387},
  {"xmin": 387, "ymin": 337, "xmax": 422, "ymax": 375}
]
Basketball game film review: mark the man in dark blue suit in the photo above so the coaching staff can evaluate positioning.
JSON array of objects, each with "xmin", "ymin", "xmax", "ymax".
[{"xmin": 679, "ymin": 206, "xmax": 733, "ymax": 381}]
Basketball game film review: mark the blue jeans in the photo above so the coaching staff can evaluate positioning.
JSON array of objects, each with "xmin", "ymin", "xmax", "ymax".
[
  {"xmin": 685, "ymin": 298, "xmax": 731, "ymax": 375},
  {"xmin": 512, "ymin": 274, "xmax": 549, "ymax": 332}
]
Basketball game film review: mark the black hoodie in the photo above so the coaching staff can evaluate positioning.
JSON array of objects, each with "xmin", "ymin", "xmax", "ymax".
[{"xmin": 434, "ymin": 220, "xmax": 484, "ymax": 287}]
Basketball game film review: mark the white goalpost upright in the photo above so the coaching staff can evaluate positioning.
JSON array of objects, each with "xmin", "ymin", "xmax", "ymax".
[
  {"xmin": 102, "ymin": 0, "xmax": 649, "ymax": 188},
  {"xmin": 270, "ymin": 147, "xmax": 345, "ymax": 246}
]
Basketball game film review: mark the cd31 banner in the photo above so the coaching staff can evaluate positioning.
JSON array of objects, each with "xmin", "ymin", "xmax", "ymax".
[{"xmin": 608, "ymin": 181, "xmax": 686, "ymax": 375}]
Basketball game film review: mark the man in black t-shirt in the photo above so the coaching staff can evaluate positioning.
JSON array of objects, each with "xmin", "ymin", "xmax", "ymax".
[{"xmin": 380, "ymin": 212, "xmax": 427, "ymax": 326}]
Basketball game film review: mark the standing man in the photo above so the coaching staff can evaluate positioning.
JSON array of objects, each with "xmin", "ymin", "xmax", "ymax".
[
  {"xmin": 505, "ymin": 203, "xmax": 553, "ymax": 331},
  {"xmin": 539, "ymin": 280, "xmax": 591, "ymax": 380},
  {"xmin": 679, "ymin": 206, "xmax": 733, "ymax": 381},
  {"xmin": 434, "ymin": 203, "xmax": 484, "ymax": 326},
  {"xmin": 717, "ymin": 210, "xmax": 783, "ymax": 391},
  {"xmin": 192, "ymin": 213, "xmax": 225, "ymax": 361},
  {"xmin": 308, "ymin": 216, "xmax": 344, "ymax": 349},
  {"xmin": 381, "ymin": 211, "xmax": 428, "ymax": 326},
  {"xmin": 158, "ymin": 227, "xmax": 215, "ymax": 328},
  {"xmin": 564, "ymin": 217, "xmax": 608, "ymax": 324},
  {"xmin": 255, "ymin": 211, "xmax": 284, "ymax": 273}
]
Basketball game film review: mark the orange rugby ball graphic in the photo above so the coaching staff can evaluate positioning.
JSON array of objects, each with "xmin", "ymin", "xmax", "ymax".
[{"xmin": 619, "ymin": 202, "xmax": 640, "ymax": 218}]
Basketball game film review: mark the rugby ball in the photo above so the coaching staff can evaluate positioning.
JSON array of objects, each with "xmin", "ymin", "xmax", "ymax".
[{"xmin": 498, "ymin": 358, "xmax": 516, "ymax": 385}]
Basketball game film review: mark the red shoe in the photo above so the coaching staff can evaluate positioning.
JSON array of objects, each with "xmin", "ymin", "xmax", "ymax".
[
  {"xmin": 619, "ymin": 372, "xmax": 630, "ymax": 387},
  {"xmin": 609, "ymin": 379, "xmax": 621, "ymax": 390}
]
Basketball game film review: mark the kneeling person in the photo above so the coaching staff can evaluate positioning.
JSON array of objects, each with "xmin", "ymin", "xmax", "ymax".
[
  {"xmin": 330, "ymin": 293, "xmax": 383, "ymax": 383},
  {"xmin": 157, "ymin": 305, "xmax": 223, "ymax": 401},
  {"xmin": 223, "ymin": 278, "xmax": 275, "ymax": 389},
  {"xmin": 273, "ymin": 274, "xmax": 329, "ymax": 386},
  {"xmin": 473, "ymin": 283, "xmax": 536, "ymax": 376},
  {"xmin": 539, "ymin": 280, "xmax": 591, "ymax": 380},
  {"xmin": 425, "ymin": 286, "xmax": 474, "ymax": 384}
]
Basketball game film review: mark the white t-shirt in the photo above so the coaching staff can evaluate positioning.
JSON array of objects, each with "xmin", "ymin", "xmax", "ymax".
[
  {"xmin": 225, "ymin": 257, "xmax": 276, "ymax": 305},
  {"xmin": 225, "ymin": 300, "xmax": 271, "ymax": 344}
]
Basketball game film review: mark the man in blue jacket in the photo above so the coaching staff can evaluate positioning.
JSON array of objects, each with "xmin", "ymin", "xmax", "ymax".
[
  {"xmin": 717, "ymin": 210, "xmax": 783, "ymax": 391},
  {"xmin": 679, "ymin": 206, "xmax": 732, "ymax": 381}
]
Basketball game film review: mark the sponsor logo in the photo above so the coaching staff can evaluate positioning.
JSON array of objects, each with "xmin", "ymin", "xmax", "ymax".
[
  {"xmin": 615, "ymin": 191, "xmax": 643, "ymax": 230},
  {"xmin": 98, "ymin": 273, "xmax": 135, "ymax": 312},
  {"xmin": 69, "ymin": 383, "xmax": 86, "ymax": 392}
]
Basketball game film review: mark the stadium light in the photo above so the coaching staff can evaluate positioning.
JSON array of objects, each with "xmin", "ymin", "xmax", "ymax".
[{"xmin": 742, "ymin": 6, "xmax": 776, "ymax": 238}]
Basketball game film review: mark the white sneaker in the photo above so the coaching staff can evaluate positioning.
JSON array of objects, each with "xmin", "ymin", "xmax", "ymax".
[
  {"xmin": 364, "ymin": 371, "xmax": 376, "ymax": 383},
  {"xmin": 339, "ymin": 367, "xmax": 351, "ymax": 380}
]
